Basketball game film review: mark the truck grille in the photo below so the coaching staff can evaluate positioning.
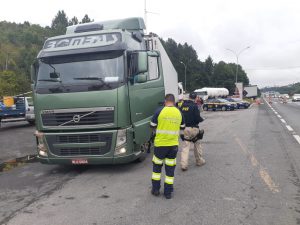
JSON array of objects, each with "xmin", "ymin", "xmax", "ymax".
[
  {"xmin": 46, "ymin": 133, "xmax": 113, "ymax": 156},
  {"xmin": 41, "ymin": 107, "xmax": 114, "ymax": 127}
]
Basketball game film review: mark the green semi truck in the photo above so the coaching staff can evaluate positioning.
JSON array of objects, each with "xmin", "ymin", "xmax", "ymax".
[{"xmin": 31, "ymin": 17, "xmax": 179, "ymax": 165}]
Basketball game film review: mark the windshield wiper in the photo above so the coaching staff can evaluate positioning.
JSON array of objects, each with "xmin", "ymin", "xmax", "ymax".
[
  {"xmin": 73, "ymin": 77, "xmax": 104, "ymax": 81},
  {"xmin": 73, "ymin": 77, "xmax": 111, "ymax": 88},
  {"xmin": 38, "ymin": 79, "xmax": 61, "ymax": 82}
]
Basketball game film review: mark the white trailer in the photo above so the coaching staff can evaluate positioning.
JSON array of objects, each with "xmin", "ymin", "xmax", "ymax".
[
  {"xmin": 146, "ymin": 36, "xmax": 179, "ymax": 101},
  {"xmin": 194, "ymin": 87, "xmax": 229, "ymax": 100}
]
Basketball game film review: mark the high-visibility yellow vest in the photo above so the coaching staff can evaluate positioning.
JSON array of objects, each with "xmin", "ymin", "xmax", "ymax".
[{"xmin": 155, "ymin": 107, "xmax": 182, "ymax": 147}]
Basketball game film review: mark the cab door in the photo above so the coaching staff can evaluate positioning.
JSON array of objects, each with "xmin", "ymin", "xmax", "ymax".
[{"xmin": 128, "ymin": 51, "xmax": 165, "ymax": 144}]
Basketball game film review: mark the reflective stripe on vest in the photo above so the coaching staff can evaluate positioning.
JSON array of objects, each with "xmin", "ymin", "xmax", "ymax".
[
  {"xmin": 154, "ymin": 107, "xmax": 182, "ymax": 147},
  {"xmin": 156, "ymin": 130, "xmax": 179, "ymax": 135}
]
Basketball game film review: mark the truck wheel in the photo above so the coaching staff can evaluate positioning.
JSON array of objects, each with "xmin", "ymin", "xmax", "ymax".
[
  {"xmin": 221, "ymin": 106, "xmax": 226, "ymax": 111},
  {"xmin": 203, "ymin": 106, "xmax": 208, "ymax": 111},
  {"xmin": 28, "ymin": 121, "xmax": 35, "ymax": 125}
]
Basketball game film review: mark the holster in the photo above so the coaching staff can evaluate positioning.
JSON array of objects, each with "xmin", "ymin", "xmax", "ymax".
[{"xmin": 181, "ymin": 129, "xmax": 204, "ymax": 143}]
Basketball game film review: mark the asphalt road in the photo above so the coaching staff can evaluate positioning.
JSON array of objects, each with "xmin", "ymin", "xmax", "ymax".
[
  {"xmin": 0, "ymin": 121, "xmax": 36, "ymax": 163},
  {"xmin": 2, "ymin": 102, "xmax": 300, "ymax": 225}
]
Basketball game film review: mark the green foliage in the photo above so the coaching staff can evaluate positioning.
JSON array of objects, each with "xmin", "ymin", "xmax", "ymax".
[
  {"xmin": 161, "ymin": 38, "xmax": 250, "ymax": 94},
  {"xmin": 51, "ymin": 10, "xmax": 69, "ymax": 35},
  {"xmin": 81, "ymin": 14, "xmax": 93, "ymax": 24},
  {"xmin": 0, "ymin": 10, "xmax": 94, "ymax": 97},
  {"xmin": 0, "ymin": 70, "xmax": 30, "ymax": 96},
  {"xmin": 69, "ymin": 16, "xmax": 79, "ymax": 26}
]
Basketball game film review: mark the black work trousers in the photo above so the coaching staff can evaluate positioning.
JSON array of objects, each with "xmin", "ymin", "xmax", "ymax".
[{"xmin": 152, "ymin": 146, "xmax": 178, "ymax": 194}]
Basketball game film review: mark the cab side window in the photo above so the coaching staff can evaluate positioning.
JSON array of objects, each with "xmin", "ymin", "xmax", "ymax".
[{"xmin": 148, "ymin": 56, "xmax": 159, "ymax": 80}]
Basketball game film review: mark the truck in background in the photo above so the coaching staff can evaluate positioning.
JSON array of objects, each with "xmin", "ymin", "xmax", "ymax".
[
  {"xmin": 194, "ymin": 87, "xmax": 229, "ymax": 100},
  {"xmin": 0, "ymin": 96, "xmax": 35, "ymax": 126},
  {"xmin": 31, "ymin": 17, "xmax": 178, "ymax": 165},
  {"xmin": 178, "ymin": 82, "xmax": 184, "ymax": 100},
  {"xmin": 244, "ymin": 85, "xmax": 258, "ymax": 98}
]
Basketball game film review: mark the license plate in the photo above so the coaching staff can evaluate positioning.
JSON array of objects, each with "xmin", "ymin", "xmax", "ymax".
[{"xmin": 71, "ymin": 159, "xmax": 88, "ymax": 165}]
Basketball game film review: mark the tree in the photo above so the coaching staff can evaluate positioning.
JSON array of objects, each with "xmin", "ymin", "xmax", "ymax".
[
  {"xmin": 81, "ymin": 14, "xmax": 93, "ymax": 24},
  {"xmin": 69, "ymin": 16, "xmax": 79, "ymax": 26},
  {"xmin": 0, "ymin": 70, "xmax": 30, "ymax": 97},
  {"xmin": 51, "ymin": 10, "xmax": 68, "ymax": 35}
]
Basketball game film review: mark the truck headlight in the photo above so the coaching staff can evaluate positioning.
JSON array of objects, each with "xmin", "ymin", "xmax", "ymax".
[
  {"xmin": 115, "ymin": 147, "xmax": 127, "ymax": 155},
  {"xmin": 116, "ymin": 129, "xmax": 127, "ymax": 148},
  {"xmin": 34, "ymin": 130, "xmax": 48, "ymax": 157}
]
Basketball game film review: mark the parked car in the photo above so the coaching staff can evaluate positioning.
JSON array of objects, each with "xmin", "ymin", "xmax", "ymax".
[
  {"xmin": 203, "ymin": 98, "xmax": 236, "ymax": 111},
  {"xmin": 225, "ymin": 98, "xmax": 250, "ymax": 109},
  {"xmin": 292, "ymin": 94, "xmax": 300, "ymax": 102}
]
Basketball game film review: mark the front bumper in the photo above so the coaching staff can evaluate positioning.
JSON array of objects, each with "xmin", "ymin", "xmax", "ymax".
[
  {"xmin": 36, "ymin": 127, "xmax": 140, "ymax": 165},
  {"xmin": 38, "ymin": 151, "xmax": 142, "ymax": 165}
]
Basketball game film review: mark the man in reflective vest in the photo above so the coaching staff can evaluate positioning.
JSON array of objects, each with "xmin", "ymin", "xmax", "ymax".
[
  {"xmin": 178, "ymin": 92, "xmax": 205, "ymax": 171},
  {"xmin": 150, "ymin": 94, "xmax": 185, "ymax": 199}
]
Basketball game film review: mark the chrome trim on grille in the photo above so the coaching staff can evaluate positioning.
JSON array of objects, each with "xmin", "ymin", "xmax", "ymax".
[{"xmin": 41, "ymin": 107, "xmax": 114, "ymax": 114}]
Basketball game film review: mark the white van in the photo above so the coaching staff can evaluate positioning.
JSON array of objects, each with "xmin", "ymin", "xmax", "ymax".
[{"xmin": 25, "ymin": 97, "xmax": 35, "ymax": 125}]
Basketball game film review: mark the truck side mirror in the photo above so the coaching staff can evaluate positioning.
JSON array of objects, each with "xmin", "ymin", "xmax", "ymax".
[
  {"xmin": 30, "ymin": 64, "xmax": 37, "ymax": 84},
  {"xmin": 135, "ymin": 74, "xmax": 147, "ymax": 83},
  {"xmin": 137, "ymin": 52, "xmax": 148, "ymax": 74}
]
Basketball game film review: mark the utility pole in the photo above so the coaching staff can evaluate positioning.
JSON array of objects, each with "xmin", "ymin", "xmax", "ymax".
[
  {"xmin": 180, "ymin": 61, "xmax": 187, "ymax": 92},
  {"xmin": 226, "ymin": 46, "xmax": 251, "ymax": 84}
]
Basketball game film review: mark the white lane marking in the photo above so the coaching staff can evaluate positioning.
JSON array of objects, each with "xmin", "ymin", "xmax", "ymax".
[
  {"xmin": 293, "ymin": 135, "xmax": 300, "ymax": 145},
  {"xmin": 280, "ymin": 119, "xmax": 287, "ymax": 124},
  {"xmin": 235, "ymin": 136, "xmax": 280, "ymax": 193},
  {"xmin": 286, "ymin": 125, "xmax": 294, "ymax": 132},
  {"xmin": 277, "ymin": 115, "xmax": 282, "ymax": 118}
]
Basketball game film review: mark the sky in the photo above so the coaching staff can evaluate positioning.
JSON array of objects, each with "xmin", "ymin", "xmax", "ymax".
[{"xmin": 1, "ymin": 0, "xmax": 300, "ymax": 87}]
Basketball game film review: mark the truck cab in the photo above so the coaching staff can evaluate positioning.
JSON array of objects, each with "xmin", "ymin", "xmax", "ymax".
[{"xmin": 31, "ymin": 18, "xmax": 178, "ymax": 165}]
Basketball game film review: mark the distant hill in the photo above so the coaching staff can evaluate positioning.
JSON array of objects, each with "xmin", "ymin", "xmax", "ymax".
[{"xmin": 261, "ymin": 82, "xmax": 300, "ymax": 95}]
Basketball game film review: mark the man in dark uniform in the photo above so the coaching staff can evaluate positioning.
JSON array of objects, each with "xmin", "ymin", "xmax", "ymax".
[
  {"xmin": 178, "ymin": 92, "xmax": 205, "ymax": 171},
  {"xmin": 150, "ymin": 94, "xmax": 185, "ymax": 199}
]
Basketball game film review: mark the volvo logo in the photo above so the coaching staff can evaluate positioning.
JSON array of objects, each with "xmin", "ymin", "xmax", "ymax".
[{"xmin": 73, "ymin": 115, "xmax": 81, "ymax": 123}]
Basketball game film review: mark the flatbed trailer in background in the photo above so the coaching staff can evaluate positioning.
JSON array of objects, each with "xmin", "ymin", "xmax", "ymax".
[{"xmin": 0, "ymin": 96, "xmax": 35, "ymax": 126}]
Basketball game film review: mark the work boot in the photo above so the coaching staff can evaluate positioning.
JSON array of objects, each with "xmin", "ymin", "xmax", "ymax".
[
  {"xmin": 164, "ymin": 193, "xmax": 172, "ymax": 199},
  {"xmin": 151, "ymin": 189, "xmax": 160, "ymax": 196},
  {"xmin": 196, "ymin": 158, "xmax": 206, "ymax": 167}
]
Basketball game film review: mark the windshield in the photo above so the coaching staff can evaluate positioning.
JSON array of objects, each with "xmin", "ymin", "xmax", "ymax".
[
  {"xmin": 36, "ymin": 51, "xmax": 124, "ymax": 94},
  {"xmin": 26, "ymin": 97, "xmax": 34, "ymax": 106}
]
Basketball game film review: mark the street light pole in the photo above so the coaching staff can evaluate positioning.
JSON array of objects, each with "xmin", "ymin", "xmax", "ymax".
[
  {"xmin": 180, "ymin": 61, "xmax": 187, "ymax": 92},
  {"xmin": 226, "ymin": 46, "xmax": 250, "ymax": 84}
]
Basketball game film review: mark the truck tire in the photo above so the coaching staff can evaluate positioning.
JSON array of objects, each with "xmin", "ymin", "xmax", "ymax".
[
  {"xmin": 203, "ymin": 106, "xmax": 208, "ymax": 111},
  {"xmin": 28, "ymin": 121, "xmax": 35, "ymax": 125},
  {"xmin": 221, "ymin": 106, "xmax": 226, "ymax": 111}
]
